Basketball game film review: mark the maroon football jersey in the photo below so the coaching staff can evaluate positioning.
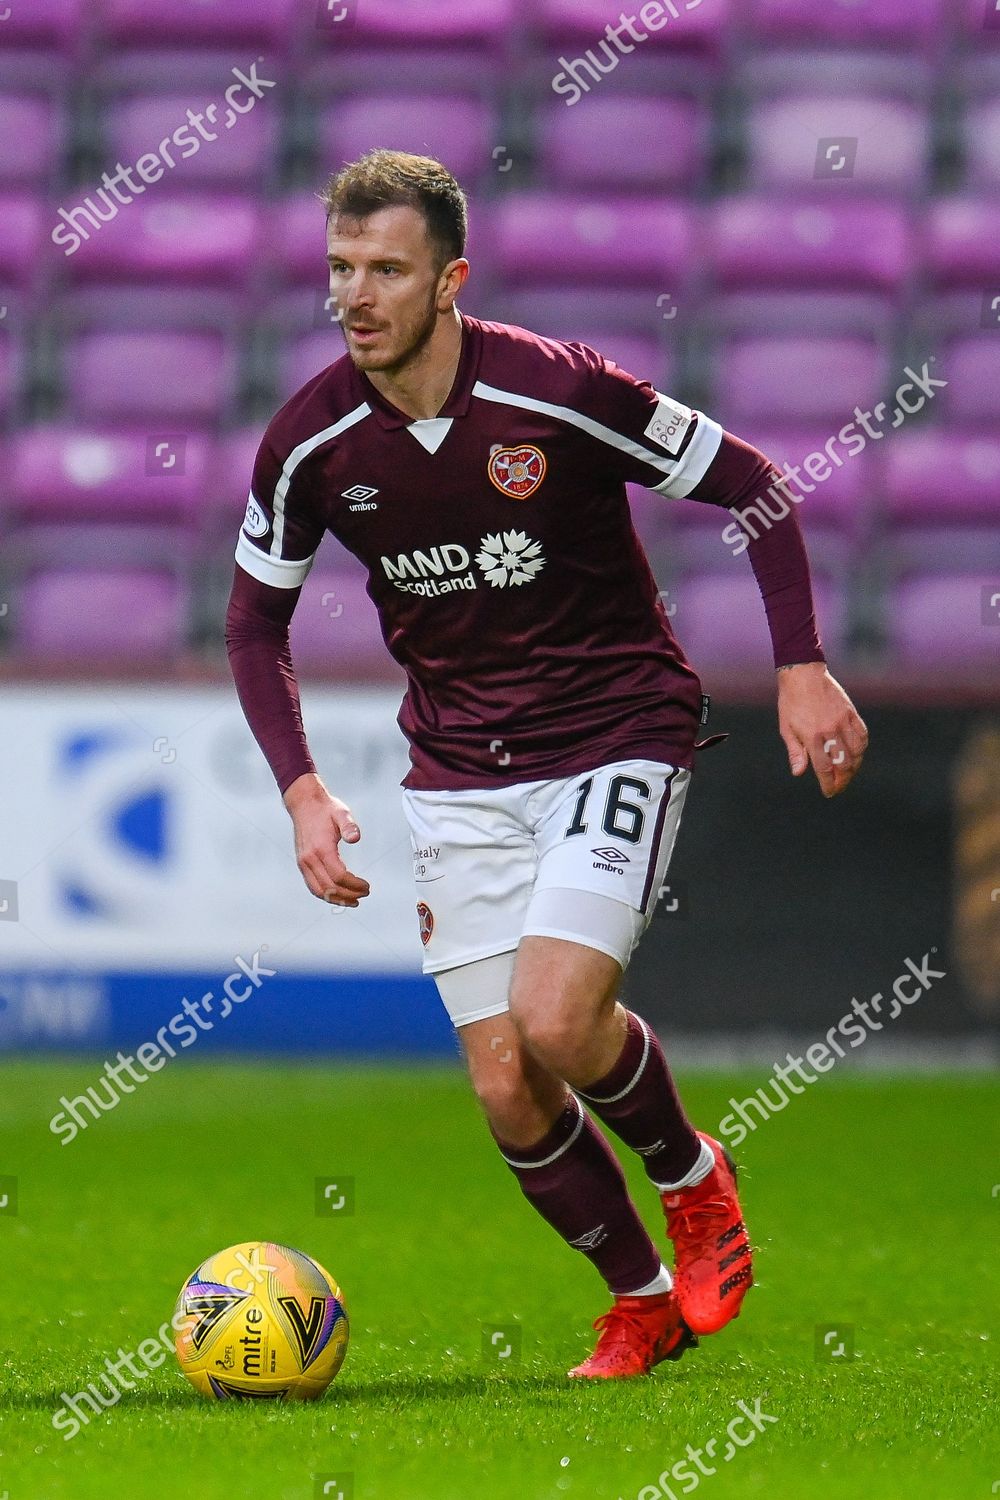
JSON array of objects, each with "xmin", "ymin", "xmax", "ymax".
[{"xmin": 234, "ymin": 314, "xmax": 813, "ymax": 791}]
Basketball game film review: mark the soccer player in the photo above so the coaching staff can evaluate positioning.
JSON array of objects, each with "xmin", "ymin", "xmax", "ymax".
[{"xmin": 226, "ymin": 151, "xmax": 868, "ymax": 1379}]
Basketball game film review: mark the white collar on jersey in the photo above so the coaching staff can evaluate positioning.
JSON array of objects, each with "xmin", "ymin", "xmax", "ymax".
[{"xmin": 406, "ymin": 417, "xmax": 453, "ymax": 454}]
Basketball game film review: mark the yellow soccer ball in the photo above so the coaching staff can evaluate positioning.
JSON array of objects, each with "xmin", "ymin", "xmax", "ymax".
[{"xmin": 173, "ymin": 1240, "xmax": 349, "ymax": 1400}]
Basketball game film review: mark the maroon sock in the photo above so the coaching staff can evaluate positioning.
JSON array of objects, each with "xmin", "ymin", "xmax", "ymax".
[
  {"xmin": 492, "ymin": 1095, "xmax": 662, "ymax": 1295},
  {"xmin": 578, "ymin": 1010, "xmax": 701, "ymax": 1187}
]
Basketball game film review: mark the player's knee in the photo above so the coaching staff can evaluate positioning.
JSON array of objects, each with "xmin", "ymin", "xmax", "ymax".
[
  {"xmin": 469, "ymin": 1057, "xmax": 546, "ymax": 1141},
  {"xmin": 509, "ymin": 1001, "xmax": 585, "ymax": 1076}
]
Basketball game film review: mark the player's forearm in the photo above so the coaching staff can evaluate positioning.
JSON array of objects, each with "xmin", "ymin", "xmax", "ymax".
[
  {"xmin": 225, "ymin": 565, "xmax": 318, "ymax": 795},
  {"xmin": 693, "ymin": 432, "xmax": 825, "ymax": 669}
]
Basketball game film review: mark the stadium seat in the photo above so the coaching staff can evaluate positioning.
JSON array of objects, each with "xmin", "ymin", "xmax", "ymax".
[
  {"xmin": 0, "ymin": 331, "xmax": 21, "ymax": 423},
  {"xmin": 290, "ymin": 565, "xmax": 401, "ymax": 680},
  {"xmin": 883, "ymin": 431, "xmax": 1000, "ymax": 527},
  {"xmin": 964, "ymin": 98, "xmax": 1000, "ymax": 190},
  {"xmin": 62, "ymin": 329, "xmax": 236, "ymax": 424},
  {"xmin": 318, "ymin": 0, "xmax": 515, "ymax": 47},
  {"xmin": 204, "ymin": 428, "xmax": 261, "ymax": 542},
  {"xmin": 319, "ymin": 95, "xmax": 498, "ymax": 190},
  {"xmin": 924, "ymin": 197, "xmax": 1000, "ymax": 289},
  {"xmin": 13, "ymin": 566, "xmax": 188, "ymax": 661},
  {"xmin": 745, "ymin": 0, "xmax": 947, "ymax": 47},
  {"xmin": 94, "ymin": 0, "xmax": 300, "ymax": 49},
  {"xmin": 745, "ymin": 95, "xmax": 930, "ymax": 192},
  {"xmin": 672, "ymin": 570, "xmax": 842, "ymax": 667},
  {"xmin": 0, "ymin": 95, "xmax": 63, "ymax": 187},
  {"xmin": 0, "ymin": 193, "xmax": 48, "ymax": 293},
  {"xmin": 493, "ymin": 193, "xmax": 695, "ymax": 287},
  {"xmin": 55, "ymin": 194, "xmax": 261, "ymax": 289},
  {"xmin": 711, "ymin": 335, "xmax": 886, "ymax": 428},
  {"xmin": 710, "ymin": 196, "xmax": 911, "ymax": 293},
  {"xmin": 8, "ymin": 425, "xmax": 212, "ymax": 527},
  {"xmin": 939, "ymin": 336, "xmax": 1000, "ymax": 427},
  {"xmin": 535, "ymin": 0, "xmax": 732, "ymax": 53},
  {"xmin": 536, "ymin": 95, "xmax": 707, "ymax": 192},
  {"xmin": 279, "ymin": 329, "xmax": 348, "ymax": 403},
  {"xmin": 99, "ymin": 92, "xmax": 279, "ymax": 189},
  {"xmin": 0, "ymin": 0, "xmax": 86, "ymax": 51},
  {"xmin": 889, "ymin": 574, "xmax": 1000, "ymax": 669}
]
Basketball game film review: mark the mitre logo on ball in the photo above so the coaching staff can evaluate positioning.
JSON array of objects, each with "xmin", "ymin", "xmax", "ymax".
[{"xmin": 488, "ymin": 443, "xmax": 547, "ymax": 499}]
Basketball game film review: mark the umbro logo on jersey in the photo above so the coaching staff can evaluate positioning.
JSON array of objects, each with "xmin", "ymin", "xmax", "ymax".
[
  {"xmin": 488, "ymin": 443, "xmax": 547, "ymax": 499},
  {"xmin": 342, "ymin": 484, "xmax": 379, "ymax": 508}
]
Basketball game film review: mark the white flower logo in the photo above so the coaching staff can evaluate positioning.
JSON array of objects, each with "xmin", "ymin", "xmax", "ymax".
[{"xmin": 475, "ymin": 530, "xmax": 546, "ymax": 588}]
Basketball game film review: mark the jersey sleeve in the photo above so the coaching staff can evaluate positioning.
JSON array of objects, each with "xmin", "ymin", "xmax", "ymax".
[
  {"xmin": 565, "ymin": 344, "xmax": 724, "ymax": 499},
  {"xmin": 234, "ymin": 424, "xmax": 327, "ymax": 589}
]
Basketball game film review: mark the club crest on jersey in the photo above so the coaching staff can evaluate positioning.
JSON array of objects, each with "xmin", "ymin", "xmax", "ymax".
[
  {"xmin": 416, "ymin": 902, "xmax": 434, "ymax": 946},
  {"xmin": 487, "ymin": 444, "xmax": 547, "ymax": 499}
]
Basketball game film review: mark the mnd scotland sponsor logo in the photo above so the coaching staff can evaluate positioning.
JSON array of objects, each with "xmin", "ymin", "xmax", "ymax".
[{"xmin": 381, "ymin": 532, "xmax": 546, "ymax": 596}]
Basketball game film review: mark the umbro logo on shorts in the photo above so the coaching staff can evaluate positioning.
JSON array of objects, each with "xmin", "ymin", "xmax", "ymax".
[{"xmin": 591, "ymin": 847, "xmax": 630, "ymax": 863}]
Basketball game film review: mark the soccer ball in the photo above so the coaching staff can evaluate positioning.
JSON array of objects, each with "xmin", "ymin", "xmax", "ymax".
[{"xmin": 173, "ymin": 1240, "xmax": 349, "ymax": 1400}]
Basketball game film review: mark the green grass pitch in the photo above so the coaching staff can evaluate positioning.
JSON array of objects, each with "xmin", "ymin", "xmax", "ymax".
[{"xmin": 1, "ymin": 1059, "xmax": 996, "ymax": 1499}]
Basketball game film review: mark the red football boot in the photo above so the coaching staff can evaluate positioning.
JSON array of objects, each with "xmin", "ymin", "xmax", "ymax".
[
  {"xmin": 661, "ymin": 1133, "xmax": 753, "ymax": 1335},
  {"xmin": 568, "ymin": 1290, "xmax": 697, "ymax": 1379}
]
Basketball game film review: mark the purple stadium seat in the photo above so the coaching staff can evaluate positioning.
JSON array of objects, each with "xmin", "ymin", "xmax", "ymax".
[
  {"xmin": 0, "ymin": 95, "xmax": 62, "ymax": 186},
  {"xmin": 883, "ymin": 431, "xmax": 1000, "ymax": 525},
  {"xmin": 675, "ymin": 571, "xmax": 840, "ymax": 667},
  {"xmin": 494, "ymin": 194, "xmax": 694, "ymax": 286},
  {"xmin": 964, "ymin": 99, "xmax": 1000, "ymax": 190},
  {"xmin": 0, "ymin": 333, "xmax": 20, "ymax": 420},
  {"xmin": 924, "ymin": 197, "xmax": 1000, "ymax": 288},
  {"xmin": 537, "ymin": 95, "xmax": 707, "ymax": 191},
  {"xmin": 712, "ymin": 335, "xmax": 886, "ymax": 427},
  {"xmin": 322, "ymin": 0, "xmax": 514, "ymax": 46},
  {"xmin": 746, "ymin": 0, "xmax": 946, "ymax": 45},
  {"xmin": 63, "ymin": 330, "xmax": 235, "ymax": 424},
  {"xmin": 319, "ymin": 95, "xmax": 497, "ymax": 188},
  {"xmin": 56, "ymin": 194, "xmax": 260, "ymax": 288},
  {"xmin": 0, "ymin": 0, "xmax": 85, "ymax": 49},
  {"xmin": 270, "ymin": 193, "xmax": 328, "ymax": 288},
  {"xmin": 95, "ymin": 0, "xmax": 299, "ymax": 48},
  {"xmin": 537, "ymin": 0, "xmax": 731, "ymax": 51},
  {"xmin": 290, "ymin": 565, "xmax": 401, "ymax": 680},
  {"xmin": 676, "ymin": 423, "xmax": 873, "ymax": 533},
  {"xmin": 710, "ymin": 196, "xmax": 911, "ymax": 292},
  {"xmin": 280, "ymin": 330, "xmax": 347, "ymax": 403},
  {"xmin": 8, "ymin": 426, "xmax": 211, "ymax": 525},
  {"xmin": 890, "ymin": 575, "xmax": 1000, "ymax": 669},
  {"xmin": 574, "ymin": 330, "xmax": 675, "ymax": 388},
  {"xmin": 14, "ymin": 567, "xmax": 187, "ymax": 661},
  {"xmin": 205, "ymin": 427, "xmax": 261, "ymax": 539},
  {"xmin": 0, "ymin": 193, "xmax": 46, "ymax": 290},
  {"xmin": 940, "ymin": 337, "xmax": 1000, "ymax": 426},
  {"xmin": 102, "ymin": 93, "xmax": 277, "ymax": 188},
  {"xmin": 746, "ymin": 96, "xmax": 929, "ymax": 191}
]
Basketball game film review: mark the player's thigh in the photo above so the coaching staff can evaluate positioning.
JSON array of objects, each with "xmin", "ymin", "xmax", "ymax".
[
  {"xmin": 508, "ymin": 930, "xmax": 624, "ymax": 1042},
  {"xmin": 401, "ymin": 788, "xmax": 535, "ymax": 995}
]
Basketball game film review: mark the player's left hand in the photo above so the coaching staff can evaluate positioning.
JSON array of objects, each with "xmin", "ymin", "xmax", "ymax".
[{"xmin": 777, "ymin": 662, "xmax": 868, "ymax": 798}]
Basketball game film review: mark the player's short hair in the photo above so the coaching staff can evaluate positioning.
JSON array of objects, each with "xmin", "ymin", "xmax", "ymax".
[{"xmin": 319, "ymin": 150, "xmax": 468, "ymax": 271}]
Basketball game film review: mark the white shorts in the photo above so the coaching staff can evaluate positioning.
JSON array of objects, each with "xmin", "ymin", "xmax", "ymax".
[{"xmin": 402, "ymin": 759, "xmax": 690, "ymax": 1026}]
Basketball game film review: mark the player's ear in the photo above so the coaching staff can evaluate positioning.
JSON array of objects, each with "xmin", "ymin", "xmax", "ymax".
[{"xmin": 438, "ymin": 257, "xmax": 469, "ymax": 310}]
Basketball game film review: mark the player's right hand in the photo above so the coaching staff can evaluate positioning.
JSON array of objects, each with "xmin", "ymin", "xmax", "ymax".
[{"xmin": 282, "ymin": 773, "xmax": 371, "ymax": 907}]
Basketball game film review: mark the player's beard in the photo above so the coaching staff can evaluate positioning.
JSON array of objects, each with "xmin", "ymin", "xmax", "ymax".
[{"xmin": 346, "ymin": 286, "xmax": 439, "ymax": 377}]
